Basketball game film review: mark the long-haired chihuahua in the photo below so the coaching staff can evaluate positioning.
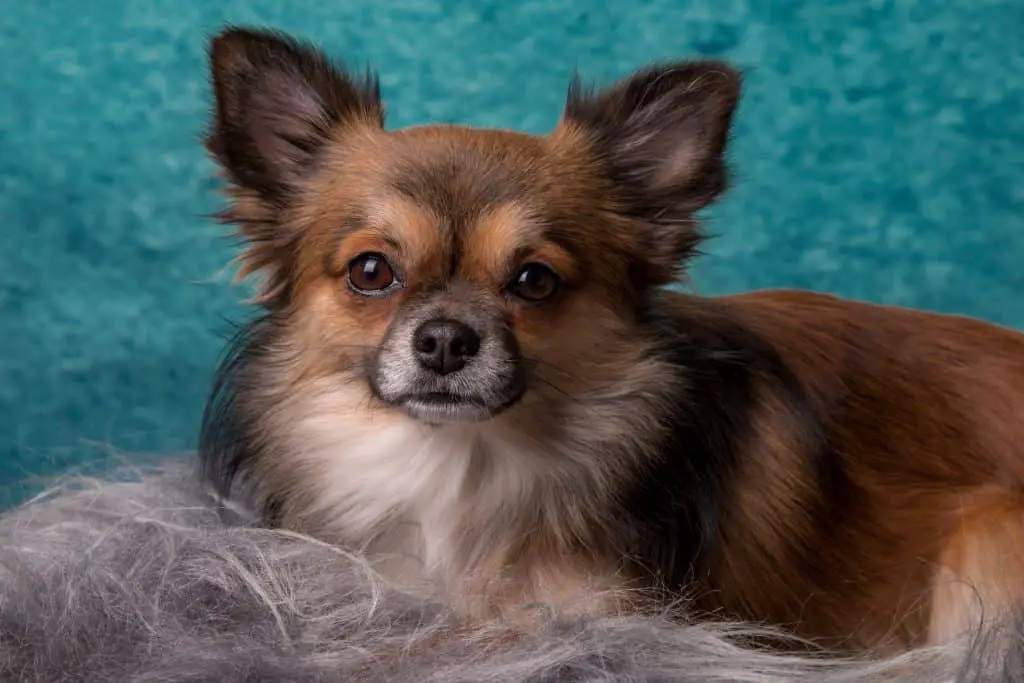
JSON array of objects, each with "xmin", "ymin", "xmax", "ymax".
[{"xmin": 198, "ymin": 27, "xmax": 1024, "ymax": 654}]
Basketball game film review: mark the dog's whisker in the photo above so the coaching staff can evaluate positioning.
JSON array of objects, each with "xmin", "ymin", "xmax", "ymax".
[
  {"xmin": 531, "ymin": 375, "xmax": 572, "ymax": 399},
  {"xmin": 524, "ymin": 357, "xmax": 585, "ymax": 384}
]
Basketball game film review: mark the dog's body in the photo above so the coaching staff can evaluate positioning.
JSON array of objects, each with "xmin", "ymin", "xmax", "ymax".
[
  {"xmin": 675, "ymin": 290, "xmax": 1024, "ymax": 650},
  {"xmin": 199, "ymin": 27, "xmax": 1024, "ymax": 655}
]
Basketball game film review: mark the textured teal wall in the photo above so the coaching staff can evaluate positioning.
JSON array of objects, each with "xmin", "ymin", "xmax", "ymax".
[{"xmin": 2, "ymin": 1, "xmax": 1022, "ymax": 490}]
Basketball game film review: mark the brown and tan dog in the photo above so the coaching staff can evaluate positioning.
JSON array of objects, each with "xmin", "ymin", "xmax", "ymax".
[{"xmin": 198, "ymin": 26, "xmax": 1024, "ymax": 655}]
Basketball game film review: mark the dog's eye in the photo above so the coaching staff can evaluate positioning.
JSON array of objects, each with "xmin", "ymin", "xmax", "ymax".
[
  {"xmin": 347, "ymin": 252, "xmax": 397, "ymax": 294},
  {"xmin": 508, "ymin": 263, "xmax": 561, "ymax": 303}
]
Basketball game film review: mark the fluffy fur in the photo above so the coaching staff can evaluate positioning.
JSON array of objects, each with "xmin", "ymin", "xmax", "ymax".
[
  {"xmin": 0, "ymin": 459, "xmax": 1022, "ymax": 682},
  {"xmin": 197, "ymin": 25, "xmax": 1024, "ymax": 654}
]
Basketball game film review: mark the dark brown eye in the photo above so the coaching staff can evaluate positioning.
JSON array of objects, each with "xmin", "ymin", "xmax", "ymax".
[
  {"xmin": 508, "ymin": 263, "xmax": 561, "ymax": 302},
  {"xmin": 347, "ymin": 252, "xmax": 397, "ymax": 294}
]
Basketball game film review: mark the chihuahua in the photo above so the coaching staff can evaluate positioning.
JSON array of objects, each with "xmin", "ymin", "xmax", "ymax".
[{"xmin": 198, "ymin": 27, "xmax": 1024, "ymax": 654}]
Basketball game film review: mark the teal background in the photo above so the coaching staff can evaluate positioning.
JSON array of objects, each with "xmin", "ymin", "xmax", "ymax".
[{"xmin": 2, "ymin": 1, "xmax": 1022, "ymax": 496}]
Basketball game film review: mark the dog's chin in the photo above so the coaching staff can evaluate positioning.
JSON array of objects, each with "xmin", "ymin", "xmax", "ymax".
[{"xmin": 392, "ymin": 391, "xmax": 523, "ymax": 426}]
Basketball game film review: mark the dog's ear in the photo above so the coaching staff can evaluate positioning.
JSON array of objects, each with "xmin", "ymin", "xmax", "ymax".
[
  {"xmin": 563, "ymin": 62, "xmax": 741, "ymax": 284},
  {"xmin": 206, "ymin": 27, "xmax": 383, "ymax": 202},
  {"xmin": 205, "ymin": 28, "xmax": 383, "ymax": 307}
]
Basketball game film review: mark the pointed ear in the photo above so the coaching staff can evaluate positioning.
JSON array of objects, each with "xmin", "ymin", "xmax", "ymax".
[
  {"xmin": 563, "ymin": 61, "xmax": 741, "ymax": 283},
  {"xmin": 205, "ymin": 27, "xmax": 383, "ymax": 202}
]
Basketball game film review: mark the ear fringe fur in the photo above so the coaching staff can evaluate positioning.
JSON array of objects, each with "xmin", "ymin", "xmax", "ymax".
[{"xmin": 213, "ymin": 182, "xmax": 299, "ymax": 307}]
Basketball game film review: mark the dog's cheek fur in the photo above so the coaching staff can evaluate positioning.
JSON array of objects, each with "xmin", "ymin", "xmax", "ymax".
[
  {"xmin": 512, "ymin": 292, "xmax": 648, "ymax": 400},
  {"xmin": 199, "ymin": 280, "xmax": 393, "ymax": 514}
]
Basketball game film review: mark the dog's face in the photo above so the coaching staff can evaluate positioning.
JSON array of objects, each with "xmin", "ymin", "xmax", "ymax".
[
  {"xmin": 295, "ymin": 124, "xmax": 621, "ymax": 426},
  {"xmin": 205, "ymin": 28, "xmax": 740, "ymax": 429}
]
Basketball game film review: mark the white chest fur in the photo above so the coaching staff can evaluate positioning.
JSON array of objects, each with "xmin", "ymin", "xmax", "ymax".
[
  {"xmin": 275, "ymin": 384, "xmax": 564, "ymax": 580},
  {"xmin": 257, "ymin": 369, "xmax": 673, "ymax": 617}
]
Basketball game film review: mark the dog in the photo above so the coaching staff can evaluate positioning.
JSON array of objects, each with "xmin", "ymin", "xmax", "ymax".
[{"xmin": 198, "ymin": 26, "xmax": 1024, "ymax": 655}]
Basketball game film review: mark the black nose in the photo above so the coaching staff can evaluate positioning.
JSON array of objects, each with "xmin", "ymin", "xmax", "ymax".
[{"xmin": 413, "ymin": 319, "xmax": 481, "ymax": 375}]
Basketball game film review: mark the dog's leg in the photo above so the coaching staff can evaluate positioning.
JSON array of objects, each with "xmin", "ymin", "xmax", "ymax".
[{"xmin": 928, "ymin": 491, "xmax": 1024, "ymax": 644}]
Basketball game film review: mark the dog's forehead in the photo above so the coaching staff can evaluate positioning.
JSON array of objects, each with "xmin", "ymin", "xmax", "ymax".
[{"xmin": 383, "ymin": 129, "xmax": 544, "ymax": 236}]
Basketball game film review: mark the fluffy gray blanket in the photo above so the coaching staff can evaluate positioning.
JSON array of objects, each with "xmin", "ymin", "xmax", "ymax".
[{"xmin": 0, "ymin": 461, "xmax": 1019, "ymax": 682}]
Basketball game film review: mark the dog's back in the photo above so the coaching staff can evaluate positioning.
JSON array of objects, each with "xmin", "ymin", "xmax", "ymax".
[{"xmin": 677, "ymin": 289, "xmax": 1024, "ymax": 650}]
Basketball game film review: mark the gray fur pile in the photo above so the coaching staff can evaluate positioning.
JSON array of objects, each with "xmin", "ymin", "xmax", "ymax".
[{"xmin": 0, "ymin": 460, "xmax": 1020, "ymax": 682}]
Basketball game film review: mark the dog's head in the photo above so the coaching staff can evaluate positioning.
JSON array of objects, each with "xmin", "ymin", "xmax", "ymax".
[{"xmin": 205, "ymin": 27, "xmax": 740, "ymax": 428}]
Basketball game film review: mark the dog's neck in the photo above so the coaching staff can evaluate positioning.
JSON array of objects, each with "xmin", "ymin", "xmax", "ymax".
[{"xmin": 250, "ymin": 358, "xmax": 677, "ymax": 608}]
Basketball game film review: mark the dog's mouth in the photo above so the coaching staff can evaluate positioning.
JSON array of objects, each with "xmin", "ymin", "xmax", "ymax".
[{"xmin": 393, "ymin": 391, "xmax": 522, "ymax": 424}]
